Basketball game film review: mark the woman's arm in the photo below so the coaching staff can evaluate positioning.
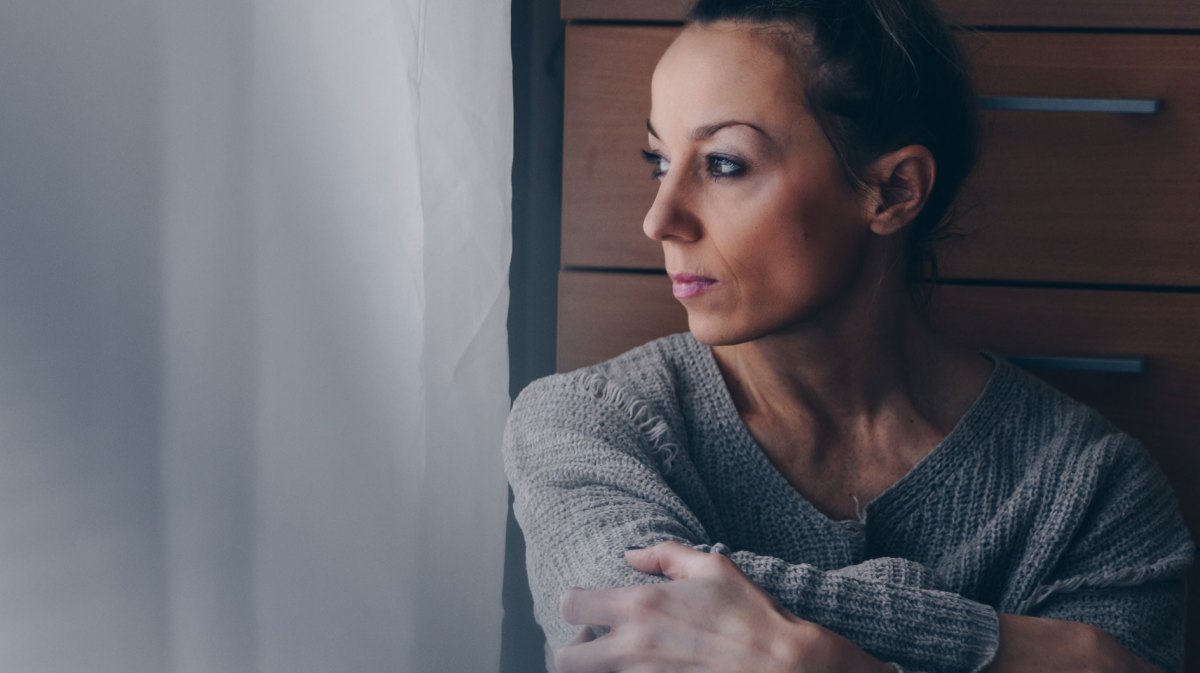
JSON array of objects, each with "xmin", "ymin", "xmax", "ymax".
[
  {"xmin": 556, "ymin": 547, "xmax": 1167, "ymax": 673},
  {"xmin": 506, "ymin": 373, "xmax": 1192, "ymax": 673},
  {"xmin": 983, "ymin": 613, "xmax": 1164, "ymax": 673},
  {"xmin": 555, "ymin": 543, "xmax": 898, "ymax": 673},
  {"xmin": 722, "ymin": 436, "xmax": 1191, "ymax": 673},
  {"xmin": 505, "ymin": 375, "xmax": 999, "ymax": 672},
  {"xmin": 713, "ymin": 548, "xmax": 1186, "ymax": 673},
  {"xmin": 994, "ymin": 438, "xmax": 1191, "ymax": 673}
]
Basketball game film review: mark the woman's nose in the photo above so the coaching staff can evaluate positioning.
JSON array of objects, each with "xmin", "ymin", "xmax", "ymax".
[{"xmin": 642, "ymin": 178, "xmax": 700, "ymax": 243}]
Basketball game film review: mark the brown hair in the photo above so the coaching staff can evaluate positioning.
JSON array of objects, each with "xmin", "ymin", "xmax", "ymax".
[{"xmin": 687, "ymin": 0, "xmax": 979, "ymax": 303}]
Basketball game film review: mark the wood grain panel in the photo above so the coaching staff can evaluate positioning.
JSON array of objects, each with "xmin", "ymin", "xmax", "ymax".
[
  {"xmin": 938, "ymin": 0, "xmax": 1200, "ymax": 30},
  {"xmin": 561, "ymin": 25, "xmax": 671, "ymax": 271},
  {"xmin": 561, "ymin": 0, "xmax": 690, "ymax": 22},
  {"xmin": 563, "ymin": 27, "xmax": 1200, "ymax": 287},
  {"xmin": 942, "ymin": 32, "xmax": 1200, "ymax": 286},
  {"xmin": 556, "ymin": 271, "xmax": 685, "ymax": 372},
  {"xmin": 561, "ymin": 0, "xmax": 1200, "ymax": 30}
]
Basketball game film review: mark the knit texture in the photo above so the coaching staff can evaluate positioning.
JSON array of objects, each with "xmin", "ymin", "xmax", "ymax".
[{"xmin": 504, "ymin": 333, "xmax": 1194, "ymax": 673}]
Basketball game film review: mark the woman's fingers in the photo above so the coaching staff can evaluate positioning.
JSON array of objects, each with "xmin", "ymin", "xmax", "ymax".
[
  {"xmin": 560, "ymin": 584, "xmax": 663, "ymax": 627},
  {"xmin": 624, "ymin": 541, "xmax": 727, "ymax": 580},
  {"xmin": 556, "ymin": 619, "xmax": 704, "ymax": 673},
  {"xmin": 556, "ymin": 549, "xmax": 824, "ymax": 672},
  {"xmin": 560, "ymin": 545, "xmax": 755, "ymax": 631},
  {"xmin": 566, "ymin": 625, "xmax": 597, "ymax": 647},
  {"xmin": 554, "ymin": 630, "xmax": 625, "ymax": 673},
  {"xmin": 556, "ymin": 547, "xmax": 891, "ymax": 673}
]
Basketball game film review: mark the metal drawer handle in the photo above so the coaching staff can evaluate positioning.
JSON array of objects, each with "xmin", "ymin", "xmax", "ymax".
[
  {"xmin": 1002, "ymin": 354, "xmax": 1147, "ymax": 374},
  {"xmin": 979, "ymin": 96, "xmax": 1161, "ymax": 115}
]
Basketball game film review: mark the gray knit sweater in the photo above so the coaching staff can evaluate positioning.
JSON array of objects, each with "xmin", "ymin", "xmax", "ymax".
[{"xmin": 503, "ymin": 333, "xmax": 1194, "ymax": 673}]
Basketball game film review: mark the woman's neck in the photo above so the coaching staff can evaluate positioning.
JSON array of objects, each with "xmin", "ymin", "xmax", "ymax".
[{"xmin": 709, "ymin": 285, "xmax": 990, "ymax": 449}]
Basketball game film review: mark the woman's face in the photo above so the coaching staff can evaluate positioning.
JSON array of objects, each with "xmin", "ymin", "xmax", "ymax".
[{"xmin": 644, "ymin": 22, "xmax": 876, "ymax": 345}]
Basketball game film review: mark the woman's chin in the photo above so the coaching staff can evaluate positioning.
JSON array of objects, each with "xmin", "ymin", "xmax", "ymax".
[
  {"xmin": 687, "ymin": 308, "xmax": 822, "ymax": 347},
  {"xmin": 686, "ymin": 315, "xmax": 755, "ymax": 347}
]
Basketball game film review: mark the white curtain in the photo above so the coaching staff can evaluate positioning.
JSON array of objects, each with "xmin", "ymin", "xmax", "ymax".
[
  {"xmin": 0, "ymin": 0, "xmax": 511, "ymax": 671},
  {"xmin": 163, "ymin": 1, "xmax": 513, "ymax": 672}
]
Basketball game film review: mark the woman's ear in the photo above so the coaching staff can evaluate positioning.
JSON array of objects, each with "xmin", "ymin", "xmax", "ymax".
[{"xmin": 865, "ymin": 145, "xmax": 936, "ymax": 237}]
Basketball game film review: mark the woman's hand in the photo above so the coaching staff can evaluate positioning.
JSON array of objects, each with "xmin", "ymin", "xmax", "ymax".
[
  {"xmin": 554, "ymin": 541, "xmax": 893, "ymax": 673},
  {"xmin": 984, "ymin": 614, "xmax": 1162, "ymax": 673}
]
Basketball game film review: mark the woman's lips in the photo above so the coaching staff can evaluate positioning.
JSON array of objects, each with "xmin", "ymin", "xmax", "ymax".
[{"xmin": 670, "ymin": 273, "xmax": 718, "ymax": 300}]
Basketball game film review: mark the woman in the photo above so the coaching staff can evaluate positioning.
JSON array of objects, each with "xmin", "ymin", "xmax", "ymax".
[{"xmin": 504, "ymin": 0, "xmax": 1194, "ymax": 671}]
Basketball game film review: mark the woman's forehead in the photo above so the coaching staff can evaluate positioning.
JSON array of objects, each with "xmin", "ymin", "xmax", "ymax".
[{"xmin": 649, "ymin": 23, "xmax": 810, "ymax": 140}]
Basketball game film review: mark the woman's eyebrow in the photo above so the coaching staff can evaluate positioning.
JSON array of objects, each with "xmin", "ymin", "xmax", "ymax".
[
  {"xmin": 691, "ymin": 120, "xmax": 769, "ymax": 141},
  {"xmin": 645, "ymin": 119, "xmax": 771, "ymax": 142}
]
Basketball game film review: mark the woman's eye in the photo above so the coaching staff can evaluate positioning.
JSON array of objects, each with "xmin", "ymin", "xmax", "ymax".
[
  {"xmin": 707, "ymin": 155, "xmax": 745, "ymax": 178},
  {"xmin": 640, "ymin": 149, "xmax": 669, "ymax": 180}
]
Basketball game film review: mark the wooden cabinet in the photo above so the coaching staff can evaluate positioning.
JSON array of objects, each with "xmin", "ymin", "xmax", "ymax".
[
  {"xmin": 561, "ymin": 25, "xmax": 667, "ymax": 271},
  {"xmin": 946, "ymin": 32, "xmax": 1200, "ymax": 285},
  {"xmin": 556, "ymin": 271, "xmax": 684, "ymax": 372},
  {"xmin": 930, "ymin": 0, "xmax": 1200, "ymax": 30},
  {"xmin": 561, "ymin": 26, "xmax": 1200, "ymax": 285},
  {"xmin": 555, "ymin": 1, "xmax": 1200, "ymax": 667},
  {"xmin": 561, "ymin": 0, "xmax": 1200, "ymax": 29}
]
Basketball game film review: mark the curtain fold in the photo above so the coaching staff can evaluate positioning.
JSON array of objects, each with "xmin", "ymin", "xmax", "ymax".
[{"xmin": 164, "ymin": 1, "xmax": 512, "ymax": 672}]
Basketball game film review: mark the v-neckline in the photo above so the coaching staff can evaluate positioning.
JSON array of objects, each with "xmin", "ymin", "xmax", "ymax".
[{"xmin": 684, "ymin": 333, "xmax": 1016, "ymax": 530}]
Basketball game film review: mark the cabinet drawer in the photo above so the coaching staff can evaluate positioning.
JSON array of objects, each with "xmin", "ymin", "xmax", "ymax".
[
  {"xmin": 928, "ymin": 285, "xmax": 1200, "ymax": 518},
  {"xmin": 561, "ymin": 0, "xmax": 1200, "ymax": 30},
  {"xmin": 943, "ymin": 33, "xmax": 1200, "ymax": 286},
  {"xmin": 557, "ymin": 270, "xmax": 685, "ymax": 372},
  {"xmin": 564, "ymin": 26, "xmax": 1200, "ymax": 287},
  {"xmin": 935, "ymin": 0, "xmax": 1200, "ymax": 30},
  {"xmin": 561, "ymin": 0, "xmax": 686, "ymax": 22},
  {"xmin": 562, "ymin": 25, "xmax": 670, "ymax": 271}
]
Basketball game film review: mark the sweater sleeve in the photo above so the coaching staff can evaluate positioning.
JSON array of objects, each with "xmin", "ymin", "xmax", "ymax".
[
  {"xmin": 718, "ymin": 549, "xmax": 997, "ymax": 671},
  {"xmin": 1014, "ymin": 437, "xmax": 1194, "ymax": 673},
  {"xmin": 504, "ymin": 374, "xmax": 999, "ymax": 673}
]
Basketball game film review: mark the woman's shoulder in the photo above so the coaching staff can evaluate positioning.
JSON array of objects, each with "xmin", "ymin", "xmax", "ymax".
[
  {"xmin": 985, "ymin": 356, "xmax": 1146, "ymax": 465},
  {"xmin": 504, "ymin": 332, "xmax": 705, "ymax": 476},
  {"xmin": 989, "ymin": 359, "xmax": 1194, "ymax": 590},
  {"xmin": 984, "ymin": 358, "xmax": 1182, "ymax": 527},
  {"xmin": 512, "ymin": 332, "xmax": 703, "ymax": 416}
]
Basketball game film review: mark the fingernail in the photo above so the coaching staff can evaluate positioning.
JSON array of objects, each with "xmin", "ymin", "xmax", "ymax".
[{"xmin": 620, "ymin": 545, "xmax": 643, "ymax": 559}]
